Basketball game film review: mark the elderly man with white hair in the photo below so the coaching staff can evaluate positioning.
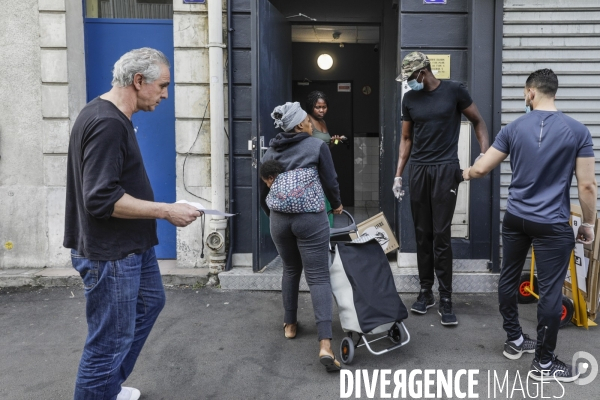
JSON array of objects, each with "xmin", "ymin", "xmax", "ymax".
[{"xmin": 64, "ymin": 48, "xmax": 201, "ymax": 400}]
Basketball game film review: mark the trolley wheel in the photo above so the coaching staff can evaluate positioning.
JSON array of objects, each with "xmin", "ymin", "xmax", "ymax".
[
  {"xmin": 517, "ymin": 274, "xmax": 538, "ymax": 304},
  {"xmin": 340, "ymin": 336, "xmax": 355, "ymax": 365},
  {"xmin": 559, "ymin": 296, "xmax": 574, "ymax": 329},
  {"xmin": 389, "ymin": 323, "xmax": 402, "ymax": 344}
]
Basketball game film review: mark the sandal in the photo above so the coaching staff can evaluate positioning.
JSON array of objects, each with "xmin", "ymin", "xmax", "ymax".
[
  {"xmin": 283, "ymin": 322, "xmax": 297, "ymax": 339},
  {"xmin": 319, "ymin": 354, "xmax": 342, "ymax": 372}
]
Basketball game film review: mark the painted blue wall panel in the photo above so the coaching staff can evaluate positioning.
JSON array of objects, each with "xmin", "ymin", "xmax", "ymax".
[
  {"xmin": 231, "ymin": 86, "xmax": 252, "ymax": 119},
  {"xmin": 231, "ymin": 15, "xmax": 251, "ymax": 48},
  {"xmin": 230, "ymin": 1, "xmax": 252, "ymax": 254},
  {"xmin": 84, "ymin": 19, "xmax": 176, "ymax": 258},
  {"xmin": 232, "ymin": 50, "xmax": 251, "ymax": 83},
  {"xmin": 232, "ymin": 0, "xmax": 251, "ymax": 12}
]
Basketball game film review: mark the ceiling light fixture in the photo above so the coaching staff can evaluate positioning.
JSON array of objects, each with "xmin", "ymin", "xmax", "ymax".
[{"xmin": 317, "ymin": 54, "xmax": 333, "ymax": 70}]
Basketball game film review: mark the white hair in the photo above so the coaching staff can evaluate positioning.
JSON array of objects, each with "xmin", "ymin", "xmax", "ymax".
[{"xmin": 111, "ymin": 47, "xmax": 170, "ymax": 87}]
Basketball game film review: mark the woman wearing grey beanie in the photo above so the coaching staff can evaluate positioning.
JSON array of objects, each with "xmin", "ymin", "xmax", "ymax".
[{"xmin": 260, "ymin": 102, "xmax": 343, "ymax": 372}]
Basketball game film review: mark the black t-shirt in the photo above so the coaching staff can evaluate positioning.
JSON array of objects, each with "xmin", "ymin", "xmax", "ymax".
[
  {"xmin": 64, "ymin": 97, "xmax": 158, "ymax": 260},
  {"xmin": 401, "ymin": 80, "xmax": 473, "ymax": 165}
]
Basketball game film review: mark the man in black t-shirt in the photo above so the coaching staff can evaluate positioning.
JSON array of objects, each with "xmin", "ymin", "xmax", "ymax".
[
  {"xmin": 393, "ymin": 52, "xmax": 489, "ymax": 326},
  {"xmin": 64, "ymin": 48, "xmax": 201, "ymax": 400}
]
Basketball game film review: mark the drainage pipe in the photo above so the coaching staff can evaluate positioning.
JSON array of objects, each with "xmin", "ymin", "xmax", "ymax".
[{"xmin": 208, "ymin": 0, "xmax": 227, "ymax": 270}]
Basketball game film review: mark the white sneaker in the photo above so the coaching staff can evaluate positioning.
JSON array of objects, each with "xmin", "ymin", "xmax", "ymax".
[{"xmin": 117, "ymin": 387, "xmax": 141, "ymax": 400}]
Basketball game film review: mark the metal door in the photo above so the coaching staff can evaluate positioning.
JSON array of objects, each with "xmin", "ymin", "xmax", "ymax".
[
  {"xmin": 252, "ymin": 0, "xmax": 292, "ymax": 270},
  {"xmin": 84, "ymin": 16, "xmax": 176, "ymax": 259},
  {"xmin": 396, "ymin": 0, "xmax": 497, "ymax": 265}
]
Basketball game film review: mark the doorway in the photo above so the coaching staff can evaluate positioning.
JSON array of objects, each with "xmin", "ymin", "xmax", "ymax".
[
  {"xmin": 292, "ymin": 80, "xmax": 354, "ymax": 206},
  {"xmin": 83, "ymin": 0, "xmax": 176, "ymax": 258},
  {"xmin": 238, "ymin": 0, "xmax": 499, "ymax": 271},
  {"xmin": 251, "ymin": 0, "xmax": 390, "ymax": 270},
  {"xmin": 291, "ymin": 33, "xmax": 381, "ymax": 223}
]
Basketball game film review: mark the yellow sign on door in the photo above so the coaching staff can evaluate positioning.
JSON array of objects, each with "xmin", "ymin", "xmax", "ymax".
[{"xmin": 427, "ymin": 54, "xmax": 451, "ymax": 80}]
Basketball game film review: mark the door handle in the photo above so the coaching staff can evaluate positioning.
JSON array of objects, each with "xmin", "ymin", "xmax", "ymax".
[
  {"xmin": 260, "ymin": 136, "xmax": 268, "ymax": 158},
  {"xmin": 250, "ymin": 136, "xmax": 270, "ymax": 168}
]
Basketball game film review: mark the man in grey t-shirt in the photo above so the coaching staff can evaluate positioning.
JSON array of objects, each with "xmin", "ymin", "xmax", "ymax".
[{"xmin": 465, "ymin": 69, "xmax": 597, "ymax": 383}]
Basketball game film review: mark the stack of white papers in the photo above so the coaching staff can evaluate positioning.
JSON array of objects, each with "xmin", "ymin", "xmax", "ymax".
[{"xmin": 176, "ymin": 200, "xmax": 236, "ymax": 217}]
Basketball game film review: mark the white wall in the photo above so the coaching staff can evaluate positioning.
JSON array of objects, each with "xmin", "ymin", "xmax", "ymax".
[
  {"xmin": 173, "ymin": 0, "xmax": 228, "ymax": 267},
  {"xmin": 0, "ymin": 0, "xmax": 46, "ymax": 268},
  {"xmin": 0, "ymin": 0, "xmax": 85, "ymax": 269},
  {"xmin": 354, "ymin": 137, "xmax": 379, "ymax": 208},
  {"xmin": 0, "ymin": 0, "xmax": 222, "ymax": 269}
]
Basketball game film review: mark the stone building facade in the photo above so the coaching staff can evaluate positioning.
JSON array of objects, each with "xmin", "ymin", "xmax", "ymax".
[{"xmin": 0, "ymin": 0, "xmax": 223, "ymax": 269}]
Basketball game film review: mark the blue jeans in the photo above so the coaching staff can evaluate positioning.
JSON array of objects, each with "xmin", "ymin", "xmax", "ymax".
[{"xmin": 72, "ymin": 247, "xmax": 166, "ymax": 400}]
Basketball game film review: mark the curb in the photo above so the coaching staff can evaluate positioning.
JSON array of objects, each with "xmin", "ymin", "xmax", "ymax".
[{"xmin": 0, "ymin": 267, "xmax": 212, "ymax": 289}]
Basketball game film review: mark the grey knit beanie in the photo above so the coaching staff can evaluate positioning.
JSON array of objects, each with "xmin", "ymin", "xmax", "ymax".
[{"xmin": 271, "ymin": 102, "xmax": 307, "ymax": 132}]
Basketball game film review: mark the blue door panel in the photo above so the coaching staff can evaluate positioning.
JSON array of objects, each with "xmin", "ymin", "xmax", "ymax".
[
  {"xmin": 254, "ymin": 0, "xmax": 292, "ymax": 269},
  {"xmin": 84, "ymin": 19, "xmax": 176, "ymax": 258}
]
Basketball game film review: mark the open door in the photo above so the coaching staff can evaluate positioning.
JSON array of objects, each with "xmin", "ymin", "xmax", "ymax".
[{"xmin": 252, "ymin": 0, "xmax": 292, "ymax": 271}]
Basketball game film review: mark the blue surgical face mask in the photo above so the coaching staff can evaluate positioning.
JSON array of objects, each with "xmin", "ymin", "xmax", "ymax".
[{"xmin": 407, "ymin": 71, "xmax": 424, "ymax": 91}]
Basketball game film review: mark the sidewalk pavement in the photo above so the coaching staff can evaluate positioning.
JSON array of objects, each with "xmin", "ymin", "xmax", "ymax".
[
  {"xmin": 1, "ymin": 286, "xmax": 599, "ymax": 400},
  {"xmin": 0, "ymin": 261, "xmax": 210, "ymax": 288}
]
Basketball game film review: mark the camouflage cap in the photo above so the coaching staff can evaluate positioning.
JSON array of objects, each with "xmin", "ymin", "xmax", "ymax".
[{"xmin": 396, "ymin": 52, "xmax": 430, "ymax": 81}]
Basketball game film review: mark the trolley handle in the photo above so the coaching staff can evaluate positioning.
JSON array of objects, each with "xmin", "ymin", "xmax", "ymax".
[{"xmin": 328, "ymin": 210, "xmax": 357, "ymax": 237}]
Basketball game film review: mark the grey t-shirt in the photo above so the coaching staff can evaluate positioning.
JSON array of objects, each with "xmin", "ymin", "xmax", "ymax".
[{"xmin": 492, "ymin": 110, "xmax": 594, "ymax": 223}]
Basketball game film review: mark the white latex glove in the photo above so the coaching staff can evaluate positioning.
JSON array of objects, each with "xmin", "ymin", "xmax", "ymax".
[
  {"xmin": 392, "ymin": 177, "xmax": 404, "ymax": 200},
  {"xmin": 577, "ymin": 223, "xmax": 595, "ymax": 244},
  {"xmin": 474, "ymin": 153, "xmax": 485, "ymax": 163}
]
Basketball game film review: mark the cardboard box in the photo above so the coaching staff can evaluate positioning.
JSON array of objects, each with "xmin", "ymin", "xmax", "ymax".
[
  {"xmin": 349, "ymin": 212, "xmax": 399, "ymax": 254},
  {"xmin": 563, "ymin": 248, "xmax": 590, "ymax": 302},
  {"xmin": 563, "ymin": 205, "xmax": 600, "ymax": 321},
  {"xmin": 587, "ymin": 258, "xmax": 600, "ymax": 321}
]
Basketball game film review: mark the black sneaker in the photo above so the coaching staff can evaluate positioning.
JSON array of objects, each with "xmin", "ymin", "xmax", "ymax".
[
  {"xmin": 410, "ymin": 289, "xmax": 435, "ymax": 314},
  {"xmin": 529, "ymin": 355, "xmax": 580, "ymax": 383},
  {"xmin": 503, "ymin": 334, "xmax": 536, "ymax": 360},
  {"xmin": 438, "ymin": 297, "xmax": 458, "ymax": 326}
]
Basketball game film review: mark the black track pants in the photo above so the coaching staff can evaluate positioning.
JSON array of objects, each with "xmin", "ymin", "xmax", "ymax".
[
  {"xmin": 499, "ymin": 212, "xmax": 574, "ymax": 364},
  {"xmin": 409, "ymin": 163, "xmax": 463, "ymax": 298}
]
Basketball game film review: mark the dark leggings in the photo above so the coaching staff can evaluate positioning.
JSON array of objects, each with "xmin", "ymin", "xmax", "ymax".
[
  {"xmin": 499, "ymin": 212, "xmax": 574, "ymax": 364},
  {"xmin": 270, "ymin": 210, "xmax": 332, "ymax": 341}
]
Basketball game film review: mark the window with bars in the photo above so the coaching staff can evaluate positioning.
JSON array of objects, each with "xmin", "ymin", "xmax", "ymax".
[{"xmin": 85, "ymin": 0, "xmax": 173, "ymax": 19}]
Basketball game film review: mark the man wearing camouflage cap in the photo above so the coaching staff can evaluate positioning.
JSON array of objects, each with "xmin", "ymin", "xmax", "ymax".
[{"xmin": 392, "ymin": 51, "xmax": 489, "ymax": 326}]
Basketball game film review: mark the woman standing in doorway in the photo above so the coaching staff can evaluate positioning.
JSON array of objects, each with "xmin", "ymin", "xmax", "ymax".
[
  {"xmin": 260, "ymin": 101, "xmax": 343, "ymax": 373},
  {"xmin": 306, "ymin": 91, "xmax": 345, "ymax": 227}
]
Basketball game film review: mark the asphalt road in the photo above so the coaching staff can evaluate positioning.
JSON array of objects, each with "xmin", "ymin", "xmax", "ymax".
[{"xmin": 1, "ymin": 286, "xmax": 599, "ymax": 400}]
